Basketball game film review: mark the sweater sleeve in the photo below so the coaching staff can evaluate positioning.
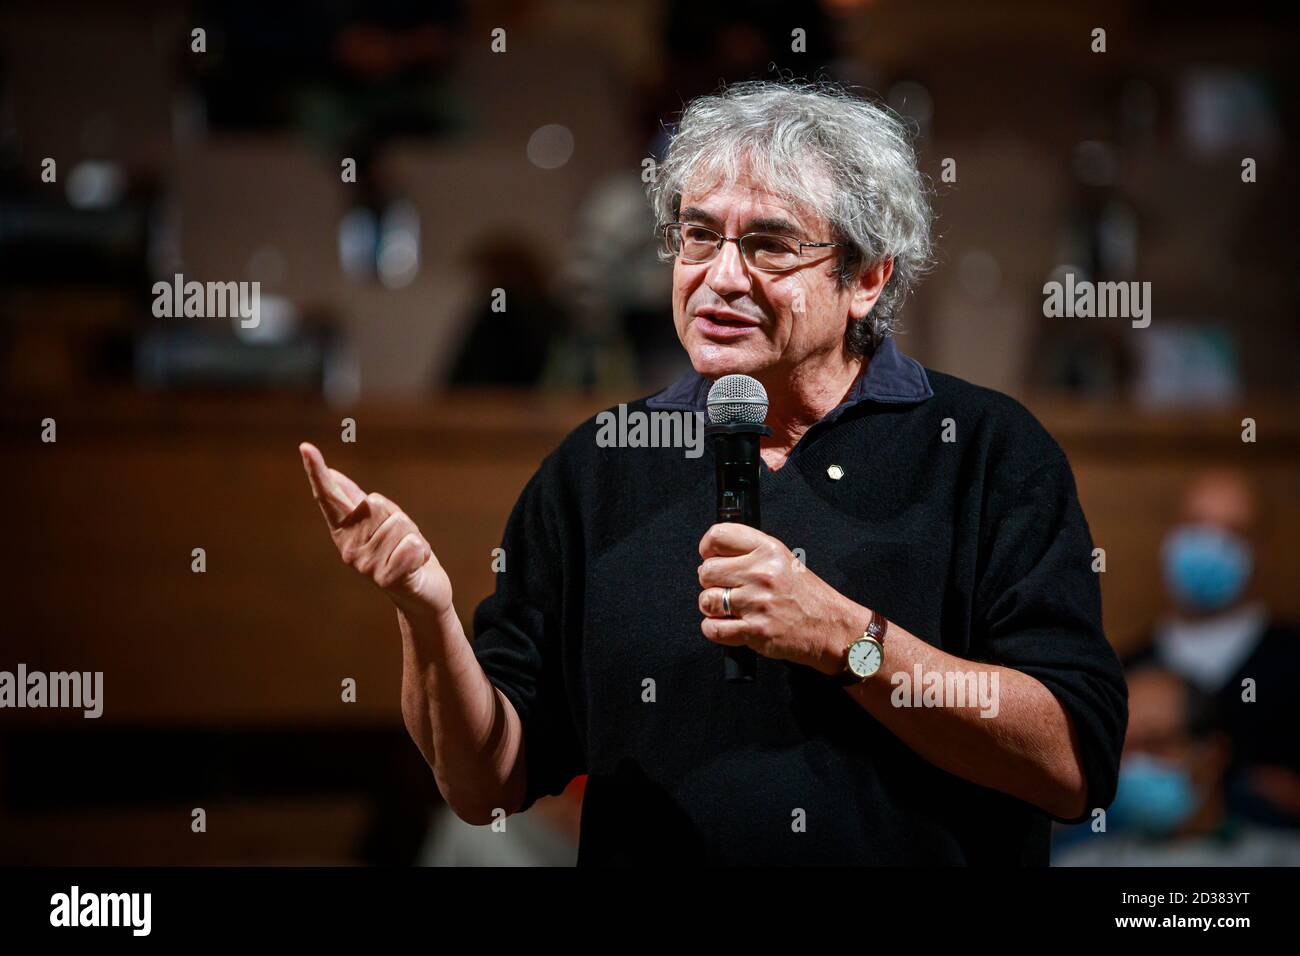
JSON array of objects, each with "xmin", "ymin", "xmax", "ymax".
[
  {"xmin": 975, "ymin": 447, "xmax": 1129, "ymax": 825},
  {"xmin": 470, "ymin": 451, "xmax": 585, "ymax": 815}
]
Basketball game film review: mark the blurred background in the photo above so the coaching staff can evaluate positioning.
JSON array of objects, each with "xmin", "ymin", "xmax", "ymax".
[{"xmin": 1, "ymin": 0, "xmax": 1297, "ymax": 866}]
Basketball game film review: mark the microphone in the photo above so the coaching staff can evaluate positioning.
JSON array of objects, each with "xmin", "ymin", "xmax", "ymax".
[{"xmin": 705, "ymin": 374, "xmax": 772, "ymax": 683}]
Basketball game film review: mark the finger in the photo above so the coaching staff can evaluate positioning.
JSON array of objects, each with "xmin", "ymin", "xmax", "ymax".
[
  {"xmin": 699, "ymin": 522, "xmax": 765, "ymax": 559},
  {"xmin": 378, "ymin": 532, "xmax": 432, "ymax": 590},
  {"xmin": 700, "ymin": 616, "xmax": 751, "ymax": 646},
  {"xmin": 697, "ymin": 553, "xmax": 758, "ymax": 588},
  {"xmin": 353, "ymin": 508, "xmax": 414, "ymax": 576},
  {"xmin": 698, "ymin": 585, "xmax": 748, "ymax": 619},
  {"xmin": 299, "ymin": 442, "xmax": 358, "ymax": 527},
  {"xmin": 328, "ymin": 468, "xmax": 366, "ymax": 507},
  {"xmin": 341, "ymin": 492, "xmax": 399, "ymax": 541}
]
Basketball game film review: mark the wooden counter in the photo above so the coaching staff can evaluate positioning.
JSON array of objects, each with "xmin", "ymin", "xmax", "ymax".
[{"xmin": 3, "ymin": 388, "xmax": 1298, "ymax": 727}]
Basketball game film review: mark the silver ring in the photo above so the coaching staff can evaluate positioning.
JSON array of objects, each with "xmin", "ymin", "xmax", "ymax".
[{"xmin": 722, "ymin": 587, "xmax": 733, "ymax": 617}]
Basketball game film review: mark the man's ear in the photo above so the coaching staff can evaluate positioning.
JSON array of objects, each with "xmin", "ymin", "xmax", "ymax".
[{"xmin": 849, "ymin": 257, "xmax": 894, "ymax": 320}]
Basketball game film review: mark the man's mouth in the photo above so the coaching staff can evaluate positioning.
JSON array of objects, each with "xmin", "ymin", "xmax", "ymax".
[{"xmin": 695, "ymin": 309, "xmax": 761, "ymax": 338}]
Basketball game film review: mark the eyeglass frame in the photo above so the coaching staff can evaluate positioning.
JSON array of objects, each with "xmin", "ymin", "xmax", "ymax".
[{"xmin": 660, "ymin": 221, "xmax": 843, "ymax": 274}]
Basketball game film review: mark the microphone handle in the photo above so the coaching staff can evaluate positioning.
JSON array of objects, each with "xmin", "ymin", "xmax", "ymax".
[
  {"xmin": 723, "ymin": 640, "xmax": 757, "ymax": 682},
  {"xmin": 706, "ymin": 425, "xmax": 768, "ymax": 683},
  {"xmin": 720, "ymin": 497, "xmax": 758, "ymax": 683}
]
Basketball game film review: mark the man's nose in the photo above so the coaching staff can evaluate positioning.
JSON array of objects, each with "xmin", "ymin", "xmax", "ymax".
[{"xmin": 705, "ymin": 238, "xmax": 752, "ymax": 294}]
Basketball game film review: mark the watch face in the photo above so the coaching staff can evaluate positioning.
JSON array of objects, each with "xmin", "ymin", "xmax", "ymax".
[{"xmin": 847, "ymin": 638, "xmax": 882, "ymax": 679}]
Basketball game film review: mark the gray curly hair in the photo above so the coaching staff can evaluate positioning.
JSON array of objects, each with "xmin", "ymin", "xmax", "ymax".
[{"xmin": 648, "ymin": 79, "xmax": 933, "ymax": 354}]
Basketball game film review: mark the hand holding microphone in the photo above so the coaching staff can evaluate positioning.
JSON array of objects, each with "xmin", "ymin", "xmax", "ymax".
[{"xmin": 698, "ymin": 375, "xmax": 864, "ymax": 682}]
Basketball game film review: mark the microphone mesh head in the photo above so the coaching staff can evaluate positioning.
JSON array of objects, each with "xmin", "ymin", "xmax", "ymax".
[{"xmin": 706, "ymin": 374, "xmax": 769, "ymax": 424}]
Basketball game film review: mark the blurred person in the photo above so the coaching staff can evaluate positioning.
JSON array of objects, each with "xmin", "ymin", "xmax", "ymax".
[
  {"xmin": 557, "ymin": 129, "xmax": 679, "ymax": 391},
  {"xmin": 1124, "ymin": 468, "xmax": 1300, "ymax": 828},
  {"xmin": 298, "ymin": 80, "xmax": 1126, "ymax": 865},
  {"xmin": 1055, "ymin": 667, "xmax": 1300, "ymax": 865},
  {"xmin": 442, "ymin": 235, "xmax": 565, "ymax": 388}
]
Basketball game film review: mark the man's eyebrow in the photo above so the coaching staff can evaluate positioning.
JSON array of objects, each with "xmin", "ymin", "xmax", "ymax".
[
  {"xmin": 746, "ymin": 216, "xmax": 803, "ymax": 236},
  {"xmin": 678, "ymin": 206, "xmax": 804, "ymax": 236},
  {"xmin": 679, "ymin": 206, "xmax": 721, "ymax": 227}
]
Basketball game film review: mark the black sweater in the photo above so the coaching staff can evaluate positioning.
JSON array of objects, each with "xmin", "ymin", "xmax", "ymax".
[{"xmin": 471, "ymin": 337, "xmax": 1128, "ymax": 865}]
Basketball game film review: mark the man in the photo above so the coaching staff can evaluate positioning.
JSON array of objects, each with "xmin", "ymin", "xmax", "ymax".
[{"xmin": 299, "ymin": 80, "xmax": 1127, "ymax": 865}]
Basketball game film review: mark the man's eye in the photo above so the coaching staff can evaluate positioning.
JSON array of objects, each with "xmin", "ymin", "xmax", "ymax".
[{"xmin": 682, "ymin": 227, "xmax": 714, "ymax": 242}]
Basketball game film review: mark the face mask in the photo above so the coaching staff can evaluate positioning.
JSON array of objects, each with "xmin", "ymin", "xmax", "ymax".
[
  {"xmin": 1109, "ymin": 753, "xmax": 1197, "ymax": 837},
  {"xmin": 1161, "ymin": 524, "xmax": 1252, "ymax": 612}
]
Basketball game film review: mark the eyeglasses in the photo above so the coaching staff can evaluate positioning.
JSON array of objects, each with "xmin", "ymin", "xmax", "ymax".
[{"xmin": 660, "ymin": 222, "xmax": 841, "ymax": 274}]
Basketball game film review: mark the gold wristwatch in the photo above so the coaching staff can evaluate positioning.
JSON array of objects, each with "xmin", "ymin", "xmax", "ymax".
[{"xmin": 836, "ymin": 610, "xmax": 888, "ymax": 686}]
